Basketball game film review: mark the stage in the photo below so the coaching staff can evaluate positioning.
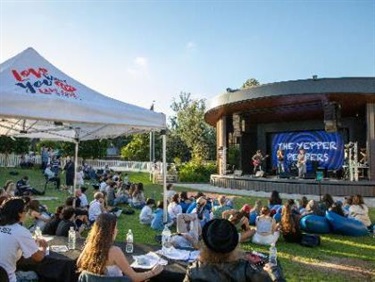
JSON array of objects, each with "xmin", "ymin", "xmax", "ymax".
[{"xmin": 210, "ymin": 174, "xmax": 375, "ymax": 197}]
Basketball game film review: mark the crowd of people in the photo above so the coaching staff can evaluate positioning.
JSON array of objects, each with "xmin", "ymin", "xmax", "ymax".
[{"xmin": 0, "ymin": 161, "xmax": 373, "ymax": 282}]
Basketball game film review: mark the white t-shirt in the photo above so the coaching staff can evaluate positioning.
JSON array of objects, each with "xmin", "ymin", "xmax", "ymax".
[
  {"xmin": 76, "ymin": 171, "xmax": 84, "ymax": 186},
  {"xmin": 0, "ymin": 223, "xmax": 39, "ymax": 282},
  {"xmin": 139, "ymin": 205, "xmax": 153, "ymax": 224},
  {"xmin": 167, "ymin": 202, "xmax": 182, "ymax": 220},
  {"xmin": 89, "ymin": 200, "xmax": 103, "ymax": 222},
  {"xmin": 349, "ymin": 204, "xmax": 371, "ymax": 227},
  {"xmin": 166, "ymin": 190, "xmax": 177, "ymax": 202},
  {"xmin": 79, "ymin": 194, "xmax": 89, "ymax": 208}
]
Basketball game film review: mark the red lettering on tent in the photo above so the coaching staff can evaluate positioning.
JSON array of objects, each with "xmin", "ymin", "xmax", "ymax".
[{"xmin": 12, "ymin": 68, "xmax": 48, "ymax": 81}]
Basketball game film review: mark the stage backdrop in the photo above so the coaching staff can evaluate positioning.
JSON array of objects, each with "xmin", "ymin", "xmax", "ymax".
[{"xmin": 271, "ymin": 130, "xmax": 345, "ymax": 173}]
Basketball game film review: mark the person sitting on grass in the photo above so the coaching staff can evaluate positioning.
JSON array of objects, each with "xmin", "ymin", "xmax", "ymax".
[
  {"xmin": 77, "ymin": 213, "xmax": 164, "ymax": 280},
  {"xmin": 151, "ymin": 201, "xmax": 167, "ymax": 231},
  {"xmin": 16, "ymin": 176, "xmax": 44, "ymax": 196},
  {"xmin": 130, "ymin": 183, "xmax": 146, "ymax": 209},
  {"xmin": 43, "ymin": 205, "xmax": 64, "ymax": 235},
  {"xmin": 168, "ymin": 193, "xmax": 182, "ymax": 226},
  {"xmin": 170, "ymin": 213, "xmax": 201, "ymax": 249},
  {"xmin": 139, "ymin": 198, "xmax": 156, "ymax": 225},
  {"xmin": 349, "ymin": 194, "xmax": 372, "ymax": 230},
  {"xmin": 27, "ymin": 199, "xmax": 51, "ymax": 232},
  {"xmin": 183, "ymin": 218, "xmax": 285, "ymax": 282},
  {"xmin": 179, "ymin": 191, "xmax": 192, "ymax": 213},
  {"xmin": 211, "ymin": 195, "xmax": 232, "ymax": 219},
  {"xmin": 190, "ymin": 196, "xmax": 211, "ymax": 228},
  {"xmin": 329, "ymin": 201, "xmax": 345, "ymax": 217},
  {"xmin": 252, "ymin": 206, "xmax": 280, "ymax": 246},
  {"xmin": 223, "ymin": 206, "xmax": 255, "ymax": 243},
  {"xmin": 56, "ymin": 207, "xmax": 84, "ymax": 237},
  {"xmin": 280, "ymin": 200, "xmax": 302, "ymax": 243},
  {"xmin": 301, "ymin": 200, "xmax": 324, "ymax": 217},
  {"xmin": 0, "ymin": 197, "xmax": 48, "ymax": 282},
  {"xmin": 165, "ymin": 183, "xmax": 177, "ymax": 203},
  {"xmin": 4, "ymin": 180, "xmax": 16, "ymax": 197}
]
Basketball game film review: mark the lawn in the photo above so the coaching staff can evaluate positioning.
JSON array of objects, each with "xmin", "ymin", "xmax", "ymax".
[{"xmin": 1, "ymin": 167, "xmax": 374, "ymax": 282}]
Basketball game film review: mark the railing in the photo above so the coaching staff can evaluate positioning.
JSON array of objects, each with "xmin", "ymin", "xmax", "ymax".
[{"xmin": 0, "ymin": 153, "xmax": 170, "ymax": 174}]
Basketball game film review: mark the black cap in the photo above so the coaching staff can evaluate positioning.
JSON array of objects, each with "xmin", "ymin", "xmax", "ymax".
[{"xmin": 202, "ymin": 219, "xmax": 238, "ymax": 254}]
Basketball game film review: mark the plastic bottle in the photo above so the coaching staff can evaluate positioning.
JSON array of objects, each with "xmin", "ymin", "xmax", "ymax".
[
  {"xmin": 34, "ymin": 226, "xmax": 42, "ymax": 240},
  {"xmin": 269, "ymin": 243, "xmax": 277, "ymax": 266},
  {"xmin": 126, "ymin": 229, "xmax": 134, "ymax": 253},
  {"xmin": 68, "ymin": 226, "xmax": 76, "ymax": 250},
  {"xmin": 162, "ymin": 225, "xmax": 172, "ymax": 248}
]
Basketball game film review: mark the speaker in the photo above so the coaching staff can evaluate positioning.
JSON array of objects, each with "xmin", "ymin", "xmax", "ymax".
[
  {"xmin": 304, "ymin": 172, "xmax": 316, "ymax": 179},
  {"xmin": 324, "ymin": 102, "xmax": 341, "ymax": 132},
  {"xmin": 279, "ymin": 172, "xmax": 290, "ymax": 179}
]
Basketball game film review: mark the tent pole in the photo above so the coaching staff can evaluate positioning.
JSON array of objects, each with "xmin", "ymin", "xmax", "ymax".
[
  {"xmin": 162, "ymin": 132, "xmax": 167, "ymax": 223},
  {"xmin": 73, "ymin": 140, "xmax": 79, "ymax": 195}
]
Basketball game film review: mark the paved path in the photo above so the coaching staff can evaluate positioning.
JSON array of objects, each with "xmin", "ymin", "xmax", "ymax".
[{"xmin": 176, "ymin": 183, "xmax": 375, "ymax": 208}]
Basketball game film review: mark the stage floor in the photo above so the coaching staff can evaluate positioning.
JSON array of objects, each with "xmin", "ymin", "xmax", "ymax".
[{"xmin": 210, "ymin": 174, "xmax": 375, "ymax": 197}]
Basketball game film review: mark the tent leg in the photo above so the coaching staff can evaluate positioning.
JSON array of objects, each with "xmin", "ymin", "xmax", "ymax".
[
  {"xmin": 162, "ymin": 133, "xmax": 168, "ymax": 223},
  {"xmin": 73, "ymin": 141, "xmax": 79, "ymax": 195}
]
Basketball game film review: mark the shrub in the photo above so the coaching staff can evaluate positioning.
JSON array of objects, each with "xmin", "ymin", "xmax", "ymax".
[{"xmin": 178, "ymin": 161, "xmax": 217, "ymax": 182}]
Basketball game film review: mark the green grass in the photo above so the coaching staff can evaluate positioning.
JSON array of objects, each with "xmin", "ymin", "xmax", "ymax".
[{"xmin": 1, "ymin": 168, "xmax": 375, "ymax": 281}]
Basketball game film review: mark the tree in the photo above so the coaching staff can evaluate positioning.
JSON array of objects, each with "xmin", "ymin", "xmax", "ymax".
[
  {"xmin": 166, "ymin": 131, "xmax": 191, "ymax": 163},
  {"xmin": 121, "ymin": 134, "xmax": 149, "ymax": 161},
  {"xmin": 170, "ymin": 92, "xmax": 216, "ymax": 163},
  {"xmin": 241, "ymin": 78, "xmax": 260, "ymax": 89},
  {"xmin": 0, "ymin": 136, "xmax": 30, "ymax": 154}
]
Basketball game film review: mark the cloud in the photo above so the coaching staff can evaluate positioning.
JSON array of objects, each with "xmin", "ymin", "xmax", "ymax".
[
  {"xmin": 126, "ymin": 56, "xmax": 149, "ymax": 78},
  {"xmin": 186, "ymin": 41, "xmax": 197, "ymax": 51}
]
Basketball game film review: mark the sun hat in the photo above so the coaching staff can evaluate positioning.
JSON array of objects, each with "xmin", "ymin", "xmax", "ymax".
[{"xmin": 202, "ymin": 219, "xmax": 238, "ymax": 253}]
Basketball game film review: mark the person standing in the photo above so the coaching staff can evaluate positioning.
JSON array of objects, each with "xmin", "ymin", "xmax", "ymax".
[
  {"xmin": 64, "ymin": 156, "xmax": 75, "ymax": 191},
  {"xmin": 276, "ymin": 148, "xmax": 285, "ymax": 175},
  {"xmin": 252, "ymin": 150, "xmax": 267, "ymax": 174},
  {"xmin": 296, "ymin": 149, "xmax": 307, "ymax": 179},
  {"xmin": 41, "ymin": 146, "xmax": 49, "ymax": 171}
]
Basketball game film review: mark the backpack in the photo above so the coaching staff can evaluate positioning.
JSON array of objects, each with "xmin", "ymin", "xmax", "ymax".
[{"xmin": 300, "ymin": 234, "xmax": 321, "ymax": 247}]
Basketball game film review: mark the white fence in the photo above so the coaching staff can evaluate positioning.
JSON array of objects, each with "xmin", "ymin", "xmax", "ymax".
[{"xmin": 0, "ymin": 153, "xmax": 153, "ymax": 173}]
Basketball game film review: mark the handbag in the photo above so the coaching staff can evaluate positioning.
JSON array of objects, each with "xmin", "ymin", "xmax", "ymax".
[{"xmin": 300, "ymin": 234, "xmax": 321, "ymax": 247}]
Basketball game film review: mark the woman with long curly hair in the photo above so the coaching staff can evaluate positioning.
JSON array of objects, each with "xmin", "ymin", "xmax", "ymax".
[
  {"xmin": 280, "ymin": 199, "xmax": 302, "ymax": 243},
  {"xmin": 77, "ymin": 213, "xmax": 163, "ymax": 280}
]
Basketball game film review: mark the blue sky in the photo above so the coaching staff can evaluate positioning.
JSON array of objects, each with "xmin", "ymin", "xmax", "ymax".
[{"xmin": 1, "ymin": 0, "xmax": 374, "ymax": 118}]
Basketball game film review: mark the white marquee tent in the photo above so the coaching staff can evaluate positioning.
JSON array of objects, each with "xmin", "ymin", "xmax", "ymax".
[{"xmin": 0, "ymin": 47, "xmax": 168, "ymax": 217}]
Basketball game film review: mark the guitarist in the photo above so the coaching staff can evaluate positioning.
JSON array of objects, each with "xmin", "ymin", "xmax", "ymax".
[
  {"xmin": 296, "ymin": 149, "xmax": 307, "ymax": 178},
  {"xmin": 252, "ymin": 150, "xmax": 268, "ymax": 174}
]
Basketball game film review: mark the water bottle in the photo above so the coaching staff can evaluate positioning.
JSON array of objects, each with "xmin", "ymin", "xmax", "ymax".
[
  {"xmin": 34, "ymin": 226, "xmax": 42, "ymax": 240},
  {"xmin": 162, "ymin": 225, "xmax": 172, "ymax": 248},
  {"xmin": 269, "ymin": 243, "xmax": 277, "ymax": 266},
  {"xmin": 126, "ymin": 229, "xmax": 134, "ymax": 253},
  {"xmin": 68, "ymin": 226, "xmax": 76, "ymax": 250}
]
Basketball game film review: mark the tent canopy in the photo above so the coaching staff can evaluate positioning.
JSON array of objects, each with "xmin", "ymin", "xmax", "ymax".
[{"xmin": 0, "ymin": 47, "xmax": 166, "ymax": 141}]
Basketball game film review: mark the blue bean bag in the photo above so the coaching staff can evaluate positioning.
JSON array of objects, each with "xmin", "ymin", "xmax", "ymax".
[
  {"xmin": 300, "ymin": 214, "xmax": 331, "ymax": 234},
  {"xmin": 325, "ymin": 211, "xmax": 368, "ymax": 236},
  {"xmin": 249, "ymin": 212, "xmax": 258, "ymax": 225}
]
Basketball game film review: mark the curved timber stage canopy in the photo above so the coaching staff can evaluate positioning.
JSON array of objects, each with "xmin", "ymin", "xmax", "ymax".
[{"xmin": 205, "ymin": 77, "xmax": 375, "ymax": 197}]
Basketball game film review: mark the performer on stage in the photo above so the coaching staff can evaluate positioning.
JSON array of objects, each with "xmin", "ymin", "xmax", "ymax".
[
  {"xmin": 252, "ymin": 150, "xmax": 268, "ymax": 174},
  {"xmin": 276, "ymin": 148, "xmax": 285, "ymax": 175},
  {"xmin": 296, "ymin": 149, "xmax": 307, "ymax": 179}
]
